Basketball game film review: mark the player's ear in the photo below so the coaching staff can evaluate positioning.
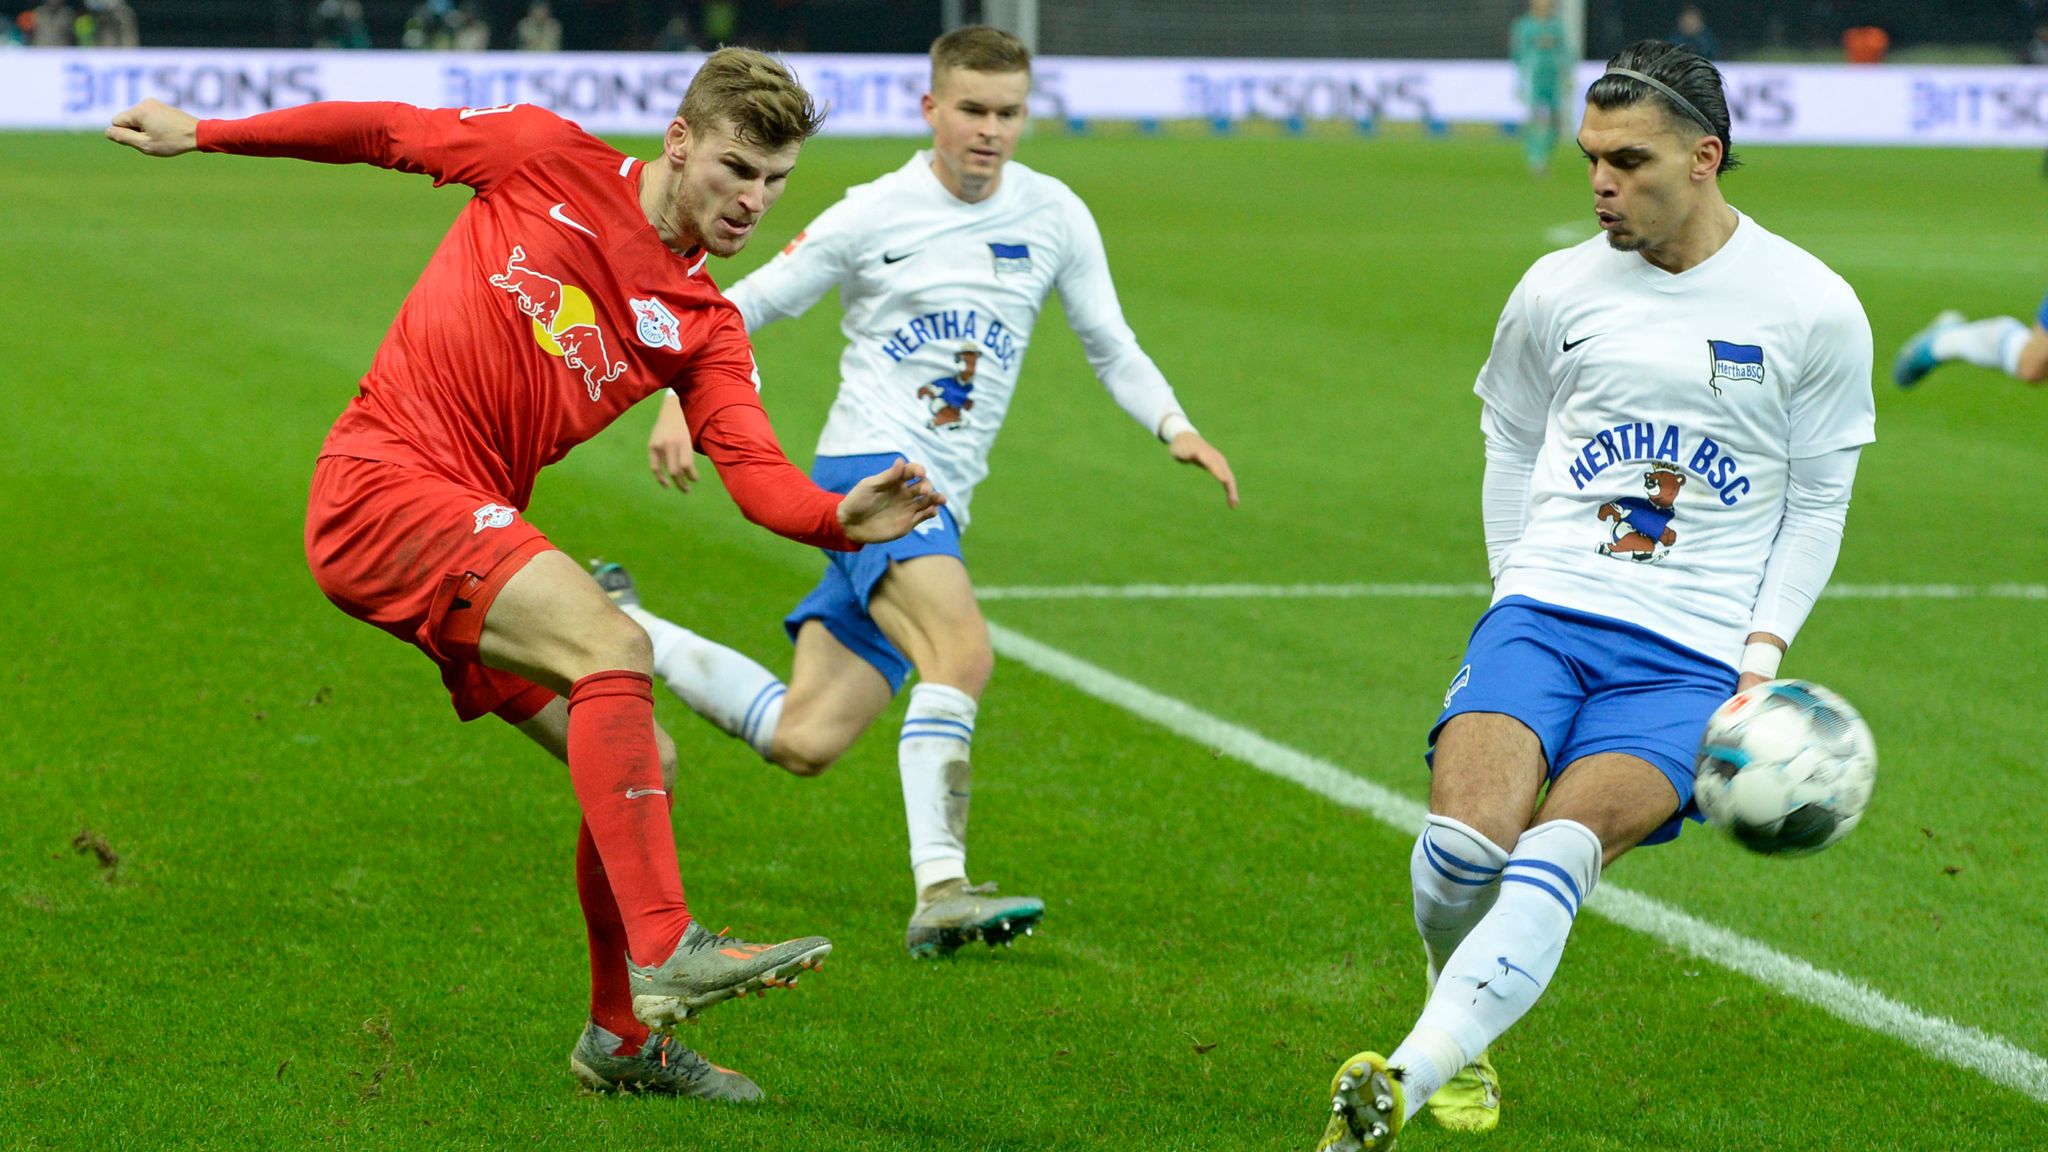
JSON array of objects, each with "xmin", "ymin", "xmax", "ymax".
[
  {"xmin": 920, "ymin": 90, "xmax": 938, "ymax": 131},
  {"xmin": 1692, "ymin": 131, "xmax": 1722, "ymax": 181},
  {"xmin": 665, "ymin": 116, "xmax": 691, "ymax": 164}
]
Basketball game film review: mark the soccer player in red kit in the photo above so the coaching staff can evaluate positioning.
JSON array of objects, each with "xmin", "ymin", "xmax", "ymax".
[{"xmin": 104, "ymin": 49, "xmax": 945, "ymax": 1099}]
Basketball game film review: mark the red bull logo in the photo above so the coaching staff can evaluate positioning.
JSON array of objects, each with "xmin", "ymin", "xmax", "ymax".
[{"xmin": 489, "ymin": 245, "xmax": 626, "ymax": 401}]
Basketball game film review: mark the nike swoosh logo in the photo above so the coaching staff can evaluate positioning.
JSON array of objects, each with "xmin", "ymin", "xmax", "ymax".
[
  {"xmin": 549, "ymin": 202, "xmax": 597, "ymax": 239},
  {"xmin": 882, "ymin": 250, "xmax": 918, "ymax": 264},
  {"xmin": 623, "ymin": 787, "xmax": 667, "ymax": 799},
  {"xmin": 1561, "ymin": 333, "xmax": 1602, "ymax": 352}
]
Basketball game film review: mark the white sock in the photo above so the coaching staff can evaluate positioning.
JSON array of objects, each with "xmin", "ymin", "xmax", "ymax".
[
  {"xmin": 1931, "ymin": 316, "xmax": 2028, "ymax": 376},
  {"xmin": 1387, "ymin": 819, "xmax": 1601, "ymax": 1120},
  {"xmin": 1411, "ymin": 814, "xmax": 1509, "ymax": 978},
  {"xmin": 622, "ymin": 603, "xmax": 784, "ymax": 759},
  {"xmin": 900, "ymin": 683, "xmax": 977, "ymax": 893}
]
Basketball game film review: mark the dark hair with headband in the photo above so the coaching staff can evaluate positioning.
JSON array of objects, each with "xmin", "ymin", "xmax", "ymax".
[{"xmin": 1585, "ymin": 39, "xmax": 1740, "ymax": 174}]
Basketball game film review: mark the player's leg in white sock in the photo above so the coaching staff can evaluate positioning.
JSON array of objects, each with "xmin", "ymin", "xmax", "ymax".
[
  {"xmin": 1411, "ymin": 813, "xmax": 1511, "ymax": 978},
  {"xmin": 1931, "ymin": 316, "xmax": 2029, "ymax": 376},
  {"xmin": 1387, "ymin": 819, "xmax": 1602, "ymax": 1120},
  {"xmin": 620, "ymin": 604, "xmax": 784, "ymax": 759},
  {"xmin": 866, "ymin": 555, "xmax": 995, "ymax": 896},
  {"xmin": 900, "ymin": 682, "xmax": 978, "ymax": 891}
]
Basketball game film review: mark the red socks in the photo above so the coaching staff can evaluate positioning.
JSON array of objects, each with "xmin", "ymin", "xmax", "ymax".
[
  {"xmin": 566, "ymin": 670, "xmax": 692, "ymax": 969},
  {"xmin": 575, "ymin": 820, "xmax": 651, "ymax": 1055}
]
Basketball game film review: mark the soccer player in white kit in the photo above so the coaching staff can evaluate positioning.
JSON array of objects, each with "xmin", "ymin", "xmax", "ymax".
[
  {"xmin": 605, "ymin": 25, "xmax": 1238, "ymax": 958},
  {"xmin": 1317, "ymin": 42, "xmax": 1873, "ymax": 1151}
]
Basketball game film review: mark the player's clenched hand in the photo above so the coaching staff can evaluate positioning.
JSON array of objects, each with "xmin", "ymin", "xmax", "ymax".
[
  {"xmin": 647, "ymin": 394, "xmax": 699, "ymax": 493},
  {"xmin": 838, "ymin": 460, "xmax": 945, "ymax": 543},
  {"xmin": 105, "ymin": 99, "xmax": 199, "ymax": 157},
  {"xmin": 1169, "ymin": 430, "xmax": 1240, "ymax": 508}
]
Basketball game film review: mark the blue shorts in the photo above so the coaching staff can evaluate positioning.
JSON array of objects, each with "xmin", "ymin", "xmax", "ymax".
[
  {"xmin": 784, "ymin": 453, "xmax": 964, "ymax": 694},
  {"xmin": 1430, "ymin": 595, "xmax": 1737, "ymax": 847},
  {"xmin": 2034, "ymin": 288, "xmax": 2048, "ymax": 330}
]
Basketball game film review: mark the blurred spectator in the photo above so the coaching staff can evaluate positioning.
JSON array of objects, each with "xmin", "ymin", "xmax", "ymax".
[
  {"xmin": 2, "ymin": 17, "xmax": 21, "ymax": 46},
  {"xmin": 1511, "ymin": 0, "xmax": 1573, "ymax": 177},
  {"xmin": 311, "ymin": 0, "xmax": 372, "ymax": 49},
  {"xmin": 448, "ymin": 0, "xmax": 489, "ymax": 50},
  {"xmin": 1669, "ymin": 5, "xmax": 1718, "ymax": 60},
  {"xmin": 653, "ymin": 9, "xmax": 699, "ymax": 51},
  {"xmin": 2029, "ymin": 21, "xmax": 2048, "ymax": 65},
  {"xmin": 25, "ymin": 0, "xmax": 77, "ymax": 45},
  {"xmin": 701, "ymin": 0, "xmax": 736, "ymax": 43},
  {"xmin": 515, "ymin": 1, "xmax": 561, "ymax": 51},
  {"xmin": 403, "ymin": 0, "xmax": 453, "ymax": 49},
  {"xmin": 1842, "ymin": 24, "xmax": 1888, "ymax": 64},
  {"xmin": 85, "ymin": 0, "xmax": 138, "ymax": 47}
]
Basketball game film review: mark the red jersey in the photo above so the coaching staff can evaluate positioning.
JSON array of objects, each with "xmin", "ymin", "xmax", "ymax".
[{"xmin": 197, "ymin": 101, "xmax": 852, "ymax": 550}]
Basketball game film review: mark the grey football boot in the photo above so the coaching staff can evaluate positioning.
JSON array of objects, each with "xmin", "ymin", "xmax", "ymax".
[
  {"xmin": 628, "ymin": 920, "xmax": 832, "ymax": 1030},
  {"xmin": 568, "ymin": 1019, "xmax": 763, "ymax": 1101},
  {"xmin": 590, "ymin": 560, "xmax": 640, "ymax": 608},
  {"xmin": 904, "ymin": 879, "xmax": 1045, "ymax": 958}
]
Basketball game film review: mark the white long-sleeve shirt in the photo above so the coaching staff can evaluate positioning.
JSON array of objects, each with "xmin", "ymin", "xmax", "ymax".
[
  {"xmin": 1475, "ymin": 210, "xmax": 1876, "ymax": 667},
  {"xmin": 726, "ymin": 152, "xmax": 1186, "ymax": 526}
]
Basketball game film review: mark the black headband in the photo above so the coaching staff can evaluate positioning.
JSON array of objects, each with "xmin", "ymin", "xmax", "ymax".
[{"xmin": 1604, "ymin": 67, "xmax": 1717, "ymax": 136}]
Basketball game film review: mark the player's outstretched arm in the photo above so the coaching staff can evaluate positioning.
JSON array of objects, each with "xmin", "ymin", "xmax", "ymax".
[
  {"xmin": 838, "ymin": 460, "xmax": 946, "ymax": 544},
  {"xmin": 1735, "ymin": 631, "xmax": 1788, "ymax": 694},
  {"xmin": 105, "ymin": 99, "xmax": 198, "ymax": 157},
  {"xmin": 1168, "ymin": 430, "xmax": 1239, "ymax": 508},
  {"xmin": 647, "ymin": 392, "xmax": 700, "ymax": 494}
]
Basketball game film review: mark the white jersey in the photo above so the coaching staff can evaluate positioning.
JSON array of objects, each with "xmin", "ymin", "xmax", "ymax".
[
  {"xmin": 1479, "ymin": 211, "xmax": 1875, "ymax": 667},
  {"xmin": 725, "ymin": 152, "xmax": 1184, "ymax": 526}
]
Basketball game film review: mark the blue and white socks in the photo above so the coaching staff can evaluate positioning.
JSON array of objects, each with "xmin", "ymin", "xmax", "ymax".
[
  {"xmin": 1389, "ymin": 819, "xmax": 1603, "ymax": 1121},
  {"xmin": 1932, "ymin": 316, "xmax": 2028, "ymax": 377},
  {"xmin": 900, "ymin": 683, "xmax": 977, "ymax": 894},
  {"xmin": 623, "ymin": 605, "xmax": 784, "ymax": 759},
  {"xmin": 1411, "ymin": 813, "xmax": 1510, "ymax": 978}
]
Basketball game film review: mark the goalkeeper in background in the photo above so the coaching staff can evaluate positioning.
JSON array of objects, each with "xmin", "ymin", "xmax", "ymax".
[{"xmin": 1511, "ymin": 0, "xmax": 1574, "ymax": 175}]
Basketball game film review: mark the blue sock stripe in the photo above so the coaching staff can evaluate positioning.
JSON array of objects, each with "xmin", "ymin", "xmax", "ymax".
[
  {"xmin": 1507, "ymin": 857, "xmax": 1584, "ymax": 906},
  {"xmin": 1423, "ymin": 838, "xmax": 1500, "ymax": 887},
  {"xmin": 902, "ymin": 717, "xmax": 974, "ymax": 738},
  {"xmin": 1422, "ymin": 831, "xmax": 1504, "ymax": 876},
  {"xmin": 1501, "ymin": 872, "xmax": 1578, "ymax": 918},
  {"xmin": 899, "ymin": 730, "xmax": 973, "ymax": 745},
  {"xmin": 741, "ymin": 683, "xmax": 784, "ymax": 745}
]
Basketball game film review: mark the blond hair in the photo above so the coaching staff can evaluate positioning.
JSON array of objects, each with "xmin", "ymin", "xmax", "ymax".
[
  {"xmin": 678, "ymin": 47, "xmax": 824, "ymax": 149},
  {"xmin": 930, "ymin": 24, "xmax": 1031, "ymax": 90}
]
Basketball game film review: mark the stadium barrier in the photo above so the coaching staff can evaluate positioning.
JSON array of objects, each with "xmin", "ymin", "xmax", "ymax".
[{"xmin": 9, "ymin": 47, "xmax": 2048, "ymax": 147}]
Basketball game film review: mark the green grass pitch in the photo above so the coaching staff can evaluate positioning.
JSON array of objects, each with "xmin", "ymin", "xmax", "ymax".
[{"xmin": 3, "ymin": 127, "xmax": 2045, "ymax": 1149}]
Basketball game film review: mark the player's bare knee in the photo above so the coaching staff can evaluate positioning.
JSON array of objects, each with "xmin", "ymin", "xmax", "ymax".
[
  {"xmin": 769, "ymin": 742, "xmax": 836, "ymax": 777},
  {"xmin": 577, "ymin": 609, "xmax": 653, "ymax": 677},
  {"xmin": 767, "ymin": 719, "xmax": 844, "ymax": 777},
  {"xmin": 921, "ymin": 631, "xmax": 993, "ymax": 697},
  {"xmin": 654, "ymin": 725, "xmax": 678, "ymax": 790},
  {"xmin": 1431, "ymin": 798, "xmax": 1528, "ymax": 855}
]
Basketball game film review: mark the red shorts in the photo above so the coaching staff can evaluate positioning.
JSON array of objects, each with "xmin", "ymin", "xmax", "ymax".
[{"xmin": 305, "ymin": 455, "xmax": 557, "ymax": 723}]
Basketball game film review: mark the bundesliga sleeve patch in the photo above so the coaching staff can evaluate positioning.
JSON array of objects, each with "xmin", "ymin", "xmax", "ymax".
[{"xmin": 1706, "ymin": 339, "xmax": 1765, "ymax": 394}]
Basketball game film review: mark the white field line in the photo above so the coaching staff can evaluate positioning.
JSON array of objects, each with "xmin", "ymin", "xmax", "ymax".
[
  {"xmin": 978, "ymin": 582, "xmax": 2048, "ymax": 601},
  {"xmin": 986, "ymin": 620, "xmax": 2048, "ymax": 1104}
]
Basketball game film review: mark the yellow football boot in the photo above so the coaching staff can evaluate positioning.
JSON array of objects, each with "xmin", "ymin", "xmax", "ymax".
[
  {"xmin": 1317, "ymin": 1050, "xmax": 1404, "ymax": 1152},
  {"xmin": 1426, "ymin": 1049, "xmax": 1501, "ymax": 1132}
]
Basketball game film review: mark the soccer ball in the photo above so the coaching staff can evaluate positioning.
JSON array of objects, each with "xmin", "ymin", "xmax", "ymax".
[{"xmin": 1693, "ymin": 679, "xmax": 1876, "ymax": 856}]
